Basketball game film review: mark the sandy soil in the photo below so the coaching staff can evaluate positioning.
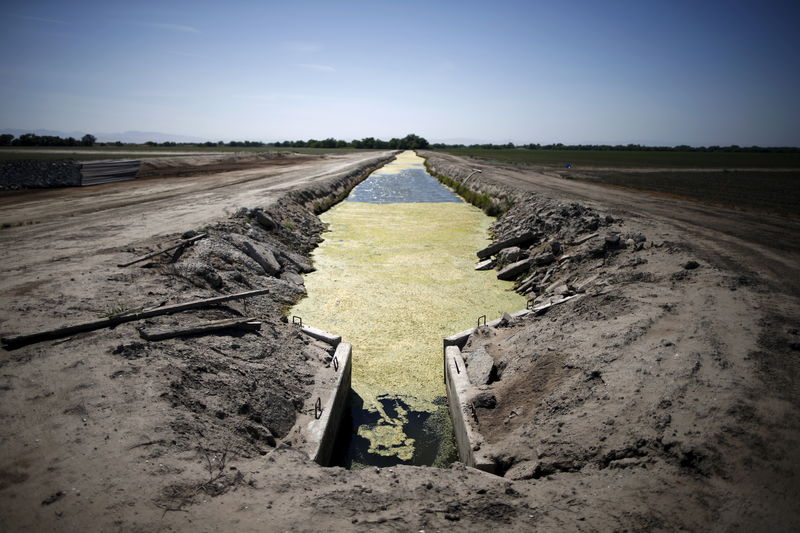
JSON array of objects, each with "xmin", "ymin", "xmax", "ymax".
[{"xmin": 1, "ymin": 150, "xmax": 799, "ymax": 532}]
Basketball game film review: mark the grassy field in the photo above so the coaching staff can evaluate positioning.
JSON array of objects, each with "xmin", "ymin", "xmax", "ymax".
[
  {"xmin": 440, "ymin": 148, "xmax": 800, "ymax": 169},
  {"xmin": 0, "ymin": 146, "xmax": 366, "ymax": 162}
]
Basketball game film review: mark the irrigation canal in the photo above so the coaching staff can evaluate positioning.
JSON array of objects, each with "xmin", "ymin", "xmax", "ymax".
[{"xmin": 291, "ymin": 151, "xmax": 525, "ymax": 468}]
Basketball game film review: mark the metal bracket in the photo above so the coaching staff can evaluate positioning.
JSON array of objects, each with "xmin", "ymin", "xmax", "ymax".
[
  {"xmin": 314, "ymin": 397, "xmax": 322, "ymax": 419},
  {"xmin": 477, "ymin": 315, "xmax": 487, "ymax": 327},
  {"xmin": 332, "ymin": 354, "xmax": 339, "ymax": 371},
  {"xmin": 292, "ymin": 316, "xmax": 303, "ymax": 326},
  {"xmin": 454, "ymin": 358, "xmax": 460, "ymax": 374}
]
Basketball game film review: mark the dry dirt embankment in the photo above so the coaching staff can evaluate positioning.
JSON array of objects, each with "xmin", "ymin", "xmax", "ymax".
[
  {"xmin": 1, "ymin": 149, "xmax": 799, "ymax": 532},
  {"xmin": 424, "ymin": 152, "xmax": 800, "ymax": 530},
  {"xmin": 0, "ymin": 152, "xmax": 406, "ymax": 531}
]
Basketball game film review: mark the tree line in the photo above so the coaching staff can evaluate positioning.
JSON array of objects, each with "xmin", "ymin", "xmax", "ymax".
[
  {"xmin": 2, "ymin": 132, "xmax": 796, "ymax": 153},
  {"xmin": 430, "ymin": 142, "xmax": 800, "ymax": 153},
  {"xmin": 272, "ymin": 133, "xmax": 430, "ymax": 150},
  {"xmin": 0, "ymin": 132, "xmax": 430, "ymax": 150},
  {"xmin": 0, "ymin": 133, "xmax": 97, "ymax": 147}
]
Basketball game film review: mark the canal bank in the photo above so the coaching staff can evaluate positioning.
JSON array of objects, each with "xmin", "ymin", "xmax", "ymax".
[{"xmin": 291, "ymin": 151, "xmax": 526, "ymax": 468}]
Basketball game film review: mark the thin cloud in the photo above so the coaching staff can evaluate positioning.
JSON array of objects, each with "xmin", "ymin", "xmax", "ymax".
[
  {"xmin": 299, "ymin": 64, "xmax": 335, "ymax": 72},
  {"xmin": 232, "ymin": 93, "xmax": 306, "ymax": 102},
  {"xmin": 283, "ymin": 41, "xmax": 322, "ymax": 52},
  {"xmin": 144, "ymin": 22, "xmax": 200, "ymax": 33},
  {"xmin": 13, "ymin": 14, "xmax": 69, "ymax": 25}
]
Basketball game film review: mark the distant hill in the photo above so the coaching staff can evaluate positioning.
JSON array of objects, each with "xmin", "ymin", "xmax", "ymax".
[{"xmin": 0, "ymin": 128, "xmax": 209, "ymax": 144}]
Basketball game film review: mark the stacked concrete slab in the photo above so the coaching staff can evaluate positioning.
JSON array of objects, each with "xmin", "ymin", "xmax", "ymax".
[
  {"xmin": 0, "ymin": 159, "xmax": 141, "ymax": 189},
  {"xmin": 79, "ymin": 160, "xmax": 140, "ymax": 186}
]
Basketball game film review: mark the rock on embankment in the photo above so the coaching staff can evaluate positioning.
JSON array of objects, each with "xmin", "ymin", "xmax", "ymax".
[{"xmin": 482, "ymin": 194, "xmax": 641, "ymax": 301}]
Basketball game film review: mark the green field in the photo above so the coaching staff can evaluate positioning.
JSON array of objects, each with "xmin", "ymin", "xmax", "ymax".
[
  {"xmin": 440, "ymin": 148, "xmax": 800, "ymax": 169},
  {"xmin": 0, "ymin": 146, "xmax": 366, "ymax": 162},
  {"xmin": 440, "ymin": 148, "xmax": 800, "ymax": 216},
  {"xmin": 572, "ymin": 170, "xmax": 800, "ymax": 216}
]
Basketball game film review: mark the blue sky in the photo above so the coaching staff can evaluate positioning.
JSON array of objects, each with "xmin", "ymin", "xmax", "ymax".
[{"xmin": 1, "ymin": 0, "xmax": 798, "ymax": 145}]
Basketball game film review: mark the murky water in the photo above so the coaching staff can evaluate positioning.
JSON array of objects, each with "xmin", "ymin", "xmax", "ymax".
[{"xmin": 291, "ymin": 151, "xmax": 526, "ymax": 468}]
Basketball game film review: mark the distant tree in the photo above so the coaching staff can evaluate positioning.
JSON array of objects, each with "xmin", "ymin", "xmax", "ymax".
[
  {"xmin": 14, "ymin": 133, "xmax": 37, "ymax": 146},
  {"xmin": 81, "ymin": 134, "xmax": 96, "ymax": 146},
  {"xmin": 0, "ymin": 134, "xmax": 13, "ymax": 146},
  {"xmin": 397, "ymin": 133, "xmax": 429, "ymax": 150}
]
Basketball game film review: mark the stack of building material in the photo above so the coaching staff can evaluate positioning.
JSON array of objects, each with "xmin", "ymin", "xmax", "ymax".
[{"xmin": 79, "ymin": 160, "xmax": 140, "ymax": 186}]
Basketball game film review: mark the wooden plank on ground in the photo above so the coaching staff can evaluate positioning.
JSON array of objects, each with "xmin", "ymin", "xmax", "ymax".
[
  {"xmin": 1, "ymin": 289, "xmax": 270, "ymax": 350},
  {"xmin": 118, "ymin": 234, "xmax": 207, "ymax": 267},
  {"xmin": 139, "ymin": 317, "xmax": 261, "ymax": 341}
]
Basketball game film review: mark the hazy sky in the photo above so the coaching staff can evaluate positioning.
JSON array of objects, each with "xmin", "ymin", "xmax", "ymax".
[{"xmin": 1, "ymin": 0, "xmax": 798, "ymax": 145}]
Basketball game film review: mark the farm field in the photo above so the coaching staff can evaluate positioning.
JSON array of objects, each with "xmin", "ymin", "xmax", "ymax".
[
  {"xmin": 570, "ymin": 170, "xmax": 800, "ymax": 216},
  {"xmin": 440, "ymin": 148, "xmax": 800, "ymax": 169},
  {"xmin": 441, "ymin": 149, "xmax": 800, "ymax": 216}
]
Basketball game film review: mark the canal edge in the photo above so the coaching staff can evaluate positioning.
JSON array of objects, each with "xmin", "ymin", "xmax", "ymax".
[{"xmin": 442, "ymin": 308, "xmax": 533, "ymax": 474}]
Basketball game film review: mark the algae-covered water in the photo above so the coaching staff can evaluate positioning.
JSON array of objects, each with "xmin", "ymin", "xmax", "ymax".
[{"xmin": 291, "ymin": 151, "xmax": 525, "ymax": 468}]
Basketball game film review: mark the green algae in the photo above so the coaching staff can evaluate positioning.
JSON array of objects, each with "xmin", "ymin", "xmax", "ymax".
[
  {"xmin": 291, "ymin": 153, "xmax": 526, "ymax": 464},
  {"xmin": 370, "ymin": 150, "xmax": 427, "ymax": 174}
]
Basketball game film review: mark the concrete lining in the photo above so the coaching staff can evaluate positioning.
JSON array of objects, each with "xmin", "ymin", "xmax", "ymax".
[
  {"xmin": 444, "ymin": 345, "xmax": 495, "ymax": 473},
  {"xmin": 303, "ymin": 341, "xmax": 352, "ymax": 466},
  {"xmin": 300, "ymin": 324, "xmax": 342, "ymax": 347},
  {"xmin": 442, "ymin": 307, "xmax": 535, "ymax": 473},
  {"xmin": 444, "ymin": 308, "xmax": 532, "ymax": 351}
]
